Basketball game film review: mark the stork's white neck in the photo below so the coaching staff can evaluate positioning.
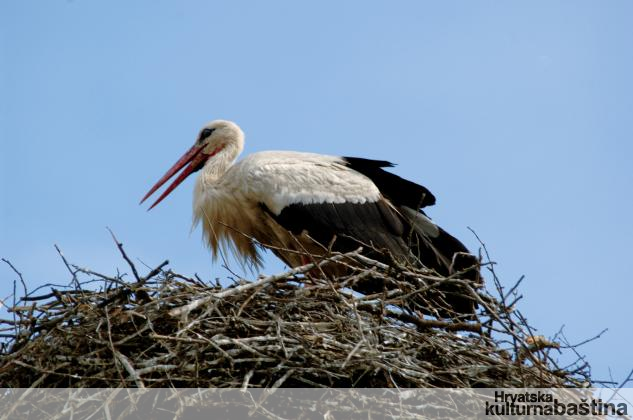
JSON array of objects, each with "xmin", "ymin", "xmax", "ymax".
[{"xmin": 198, "ymin": 141, "xmax": 243, "ymax": 186}]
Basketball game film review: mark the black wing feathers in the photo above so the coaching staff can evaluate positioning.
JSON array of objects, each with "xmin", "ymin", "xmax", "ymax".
[
  {"xmin": 271, "ymin": 201, "xmax": 410, "ymax": 258},
  {"xmin": 343, "ymin": 157, "xmax": 436, "ymax": 209}
]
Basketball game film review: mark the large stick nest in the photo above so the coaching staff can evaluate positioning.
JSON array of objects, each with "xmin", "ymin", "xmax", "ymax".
[{"xmin": 0, "ymin": 239, "xmax": 591, "ymax": 388}]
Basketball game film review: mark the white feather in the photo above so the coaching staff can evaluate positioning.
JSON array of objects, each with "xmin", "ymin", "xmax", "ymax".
[{"xmin": 235, "ymin": 151, "xmax": 381, "ymax": 214}]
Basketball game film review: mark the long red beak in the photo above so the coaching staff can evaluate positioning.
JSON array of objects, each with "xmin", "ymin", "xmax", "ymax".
[{"xmin": 140, "ymin": 144, "xmax": 208, "ymax": 210}]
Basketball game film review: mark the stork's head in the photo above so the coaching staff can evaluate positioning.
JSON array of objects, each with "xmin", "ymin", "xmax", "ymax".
[{"xmin": 140, "ymin": 120, "xmax": 244, "ymax": 210}]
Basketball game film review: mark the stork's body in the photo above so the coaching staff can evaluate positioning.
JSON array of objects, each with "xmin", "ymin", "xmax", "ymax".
[{"xmin": 141, "ymin": 120, "xmax": 480, "ymax": 301}]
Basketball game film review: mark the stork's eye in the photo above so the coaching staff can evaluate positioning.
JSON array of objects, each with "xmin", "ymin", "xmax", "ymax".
[{"xmin": 199, "ymin": 128, "xmax": 216, "ymax": 141}]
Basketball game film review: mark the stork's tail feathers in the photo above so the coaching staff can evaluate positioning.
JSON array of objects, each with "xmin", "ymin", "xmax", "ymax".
[{"xmin": 402, "ymin": 209, "xmax": 482, "ymax": 317}]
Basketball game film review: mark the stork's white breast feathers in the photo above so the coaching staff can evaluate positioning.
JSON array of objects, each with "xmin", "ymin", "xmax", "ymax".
[{"xmin": 232, "ymin": 151, "xmax": 381, "ymax": 214}]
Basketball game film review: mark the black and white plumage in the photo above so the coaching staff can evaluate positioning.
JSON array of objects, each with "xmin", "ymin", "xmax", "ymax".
[{"xmin": 141, "ymin": 120, "xmax": 480, "ymax": 311}]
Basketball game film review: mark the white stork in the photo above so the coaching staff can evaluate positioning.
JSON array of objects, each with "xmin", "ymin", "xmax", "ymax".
[{"xmin": 141, "ymin": 120, "xmax": 480, "ymax": 299}]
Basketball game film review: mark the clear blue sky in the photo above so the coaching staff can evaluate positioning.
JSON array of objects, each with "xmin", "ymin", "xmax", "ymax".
[{"xmin": 2, "ymin": 1, "xmax": 632, "ymax": 385}]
